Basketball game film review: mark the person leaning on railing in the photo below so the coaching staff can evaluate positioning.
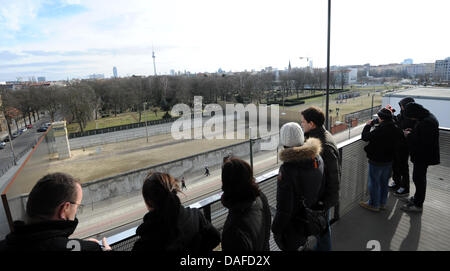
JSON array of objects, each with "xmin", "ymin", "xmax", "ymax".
[
  {"xmin": 131, "ymin": 172, "xmax": 220, "ymax": 252},
  {"xmin": 0, "ymin": 173, "xmax": 111, "ymax": 251}
]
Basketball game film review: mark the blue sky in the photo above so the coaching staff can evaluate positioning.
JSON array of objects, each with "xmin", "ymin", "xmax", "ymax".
[{"xmin": 0, "ymin": 0, "xmax": 449, "ymax": 81}]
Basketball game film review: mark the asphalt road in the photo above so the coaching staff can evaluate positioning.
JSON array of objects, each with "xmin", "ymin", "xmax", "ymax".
[{"xmin": 0, "ymin": 116, "xmax": 52, "ymax": 175}]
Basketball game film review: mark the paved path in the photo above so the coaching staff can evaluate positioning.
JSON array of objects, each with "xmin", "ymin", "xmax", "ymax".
[{"xmin": 0, "ymin": 116, "xmax": 51, "ymax": 177}]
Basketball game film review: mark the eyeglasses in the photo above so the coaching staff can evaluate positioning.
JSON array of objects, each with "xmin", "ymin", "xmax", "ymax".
[{"xmin": 69, "ymin": 202, "xmax": 85, "ymax": 214}]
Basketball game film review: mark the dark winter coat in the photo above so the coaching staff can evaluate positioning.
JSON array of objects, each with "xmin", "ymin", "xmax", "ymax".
[
  {"xmin": 362, "ymin": 120, "xmax": 403, "ymax": 164},
  {"xmin": 305, "ymin": 126, "xmax": 340, "ymax": 210},
  {"xmin": 405, "ymin": 106, "xmax": 440, "ymax": 166},
  {"xmin": 395, "ymin": 111, "xmax": 416, "ymax": 130},
  {"xmin": 221, "ymin": 192, "xmax": 271, "ymax": 251},
  {"xmin": 0, "ymin": 218, "xmax": 102, "ymax": 251},
  {"xmin": 272, "ymin": 138, "xmax": 324, "ymax": 251},
  {"xmin": 132, "ymin": 205, "xmax": 220, "ymax": 252},
  {"xmin": 393, "ymin": 111, "xmax": 415, "ymax": 162}
]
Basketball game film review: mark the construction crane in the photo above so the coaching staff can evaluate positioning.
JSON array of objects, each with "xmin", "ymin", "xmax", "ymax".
[{"xmin": 299, "ymin": 56, "xmax": 313, "ymax": 70}]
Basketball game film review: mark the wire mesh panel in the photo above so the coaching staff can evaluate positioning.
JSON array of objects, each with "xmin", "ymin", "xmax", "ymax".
[
  {"xmin": 439, "ymin": 129, "xmax": 450, "ymax": 168},
  {"xmin": 339, "ymin": 139, "xmax": 369, "ymax": 217},
  {"xmin": 110, "ymin": 235, "xmax": 140, "ymax": 251}
]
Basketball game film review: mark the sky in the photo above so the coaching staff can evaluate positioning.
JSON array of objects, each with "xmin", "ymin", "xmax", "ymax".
[{"xmin": 0, "ymin": 0, "xmax": 449, "ymax": 81}]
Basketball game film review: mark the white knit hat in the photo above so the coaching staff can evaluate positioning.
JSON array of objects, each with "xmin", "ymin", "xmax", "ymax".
[{"xmin": 280, "ymin": 122, "xmax": 304, "ymax": 147}]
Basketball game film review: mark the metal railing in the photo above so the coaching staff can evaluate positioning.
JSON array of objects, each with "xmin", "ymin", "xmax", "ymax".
[
  {"xmin": 106, "ymin": 127, "xmax": 450, "ymax": 250},
  {"xmin": 105, "ymin": 133, "xmax": 373, "ymax": 251}
]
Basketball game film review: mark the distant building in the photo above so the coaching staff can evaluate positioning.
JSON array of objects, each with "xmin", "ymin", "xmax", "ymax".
[
  {"xmin": 402, "ymin": 58, "xmax": 413, "ymax": 65},
  {"xmin": 89, "ymin": 74, "xmax": 105, "ymax": 79},
  {"xmin": 434, "ymin": 57, "xmax": 450, "ymax": 82},
  {"xmin": 113, "ymin": 67, "xmax": 118, "ymax": 78},
  {"xmin": 264, "ymin": 66, "xmax": 273, "ymax": 73},
  {"xmin": 405, "ymin": 63, "xmax": 434, "ymax": 77},
  {"xmin": 348, "ymin": 68, "xmax": 358, "ymax": 84},
  {"xmin": 332, "ymin": 68, "xmax": 357, "ymax": 85},
  {"xmin": 37, "ymin": 77, "xmax": 46, "ymax": 82}
]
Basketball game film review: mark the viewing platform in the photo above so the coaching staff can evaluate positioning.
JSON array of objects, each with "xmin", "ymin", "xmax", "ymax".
[{"xmin": 103, "ymin": 128, "xmax": 450, "ymax": 251}]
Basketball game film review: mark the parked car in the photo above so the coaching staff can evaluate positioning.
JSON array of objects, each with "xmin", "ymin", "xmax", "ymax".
[
  {"xmin": 12, "ymin": 132, "xmax": 19, "ymax": 137},
  {"xmin": 20, "ymin": 127, "xmax": 27, "ymax": 133},
  {"xmin": 3, "ymin": 134, "xmax": 15, "ymax": 141},
  {"xmin": 37, "ymin": 126, "xmax": 48, "ymax": 132},
  {"xmin": 26, "ymin": 124, "xmax": 33, "ymax": 129},
  {"xmin": 0, "ymin": 141, "xmax": 6, "ymax": 149},
  {"xmin": 45, "ymin": 122, "xmax": 52, "ymax": 127}
]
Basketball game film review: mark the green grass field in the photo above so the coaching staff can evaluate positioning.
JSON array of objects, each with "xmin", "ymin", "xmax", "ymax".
[
  {"xmin": 283, "ymin": 91, "xmax": 383, "ymax": 122},
  {"xmin": 67, "ymin": 110, "xmax": 168, "ymax": 133}
]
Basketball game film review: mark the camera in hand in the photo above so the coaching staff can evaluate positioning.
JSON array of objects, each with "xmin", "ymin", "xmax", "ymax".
[{"xmin": 372, "ymin": 118, "xmax": 379, "ymax": 125}]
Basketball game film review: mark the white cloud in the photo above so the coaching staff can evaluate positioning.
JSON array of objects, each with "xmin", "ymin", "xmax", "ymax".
[{"xmin": 0, "ymin": 0, "xmax": 42, "ymax": 31}]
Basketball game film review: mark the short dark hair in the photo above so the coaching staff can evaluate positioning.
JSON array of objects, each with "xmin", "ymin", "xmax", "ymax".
[
  {"xmin": 26, "ymin": 173, "xmax": 80, "ymax": 220},
  {"xmin": 221, "ymin": 157, "xmax": 260, "ymax": 203},
  {"xmin": 301, "ymin": 106, "xmax": 325, "ymax": 127}
]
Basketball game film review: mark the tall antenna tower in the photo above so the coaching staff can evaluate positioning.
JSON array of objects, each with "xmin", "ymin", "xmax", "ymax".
[{"xmin": 152, "ymin": 46, "xmax": 157, "ymax": 76}]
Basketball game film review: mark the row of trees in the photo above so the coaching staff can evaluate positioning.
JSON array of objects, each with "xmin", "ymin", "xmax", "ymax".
[{"xmin": 1, "ymin": 68, "xmax": 349, "ymax": 133}]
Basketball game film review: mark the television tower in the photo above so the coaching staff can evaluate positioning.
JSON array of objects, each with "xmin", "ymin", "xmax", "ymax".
[{"xmin": 152, "ymin": 46, "xmax": 157, "ymax": 76}]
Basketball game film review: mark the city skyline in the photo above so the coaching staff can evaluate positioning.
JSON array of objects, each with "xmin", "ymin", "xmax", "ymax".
[{"xmin": 1, "ymin": 0, "xmax": 449, "ymax": 81}]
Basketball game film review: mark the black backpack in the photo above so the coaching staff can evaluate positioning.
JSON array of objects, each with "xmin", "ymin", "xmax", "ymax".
[{"xmin": 300, "ymin": 199, "xmax": 328, "ymax": 237}]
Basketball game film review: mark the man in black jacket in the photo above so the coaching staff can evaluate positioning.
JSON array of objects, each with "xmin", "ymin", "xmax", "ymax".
[
  {"xmin": 300, "ymin": 107, "xmax": 340, "ymax": 251},
  {"xmin": 360, "ymin": 107, "xmax": 403, "ymax": 212},
  {"xmin": 0, "ymin": 173, "xmax": 110, "ymax": 251},
  {"xmin": 401, "ymin": 102, "xmax": 440, "ymax": 212},
  {"xmin": 391, "ymin": 97, "xmax": 416, "ymax": 196}
]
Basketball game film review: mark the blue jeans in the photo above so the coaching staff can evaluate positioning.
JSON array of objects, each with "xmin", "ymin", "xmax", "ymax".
[
  {"xmin": 368, "ymin": 162, "xmax": 392, "ymax": 208},
  {"xmin": 314, "ymin": 210, "xmax": 332, "ymax": 251}
]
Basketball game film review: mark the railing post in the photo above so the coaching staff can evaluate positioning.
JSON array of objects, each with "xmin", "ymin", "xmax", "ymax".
[
  {"xmin": 1, "ymin": 194, "xmax": 14, "ymax": 233},
  {"xmin": 249, "ymin": 138, "xmax": 254, "ymax": 170}
]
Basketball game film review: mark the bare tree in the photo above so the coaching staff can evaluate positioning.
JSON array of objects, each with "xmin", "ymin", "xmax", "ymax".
[
  {"xmin": 61, "ymin": 82, "xmax": 96, "ymax": 133},
  {"xmin": 39, "ymin": 86, "xmax": 62, "ymax": 122}
]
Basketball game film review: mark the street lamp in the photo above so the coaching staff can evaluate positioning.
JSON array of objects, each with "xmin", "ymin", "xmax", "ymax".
[
  {"xmin": 8, "ymin": 120, "xmax": 17, "ymax": 166},
  {"xmin": 143, "ymin": 102, "xmax": 149, "ymax": 143}
]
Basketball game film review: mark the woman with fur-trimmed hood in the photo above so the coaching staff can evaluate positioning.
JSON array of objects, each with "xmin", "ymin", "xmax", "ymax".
[{"xmin": 272, "ymin": 122, "xmax": 324, "ymax": 251}]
